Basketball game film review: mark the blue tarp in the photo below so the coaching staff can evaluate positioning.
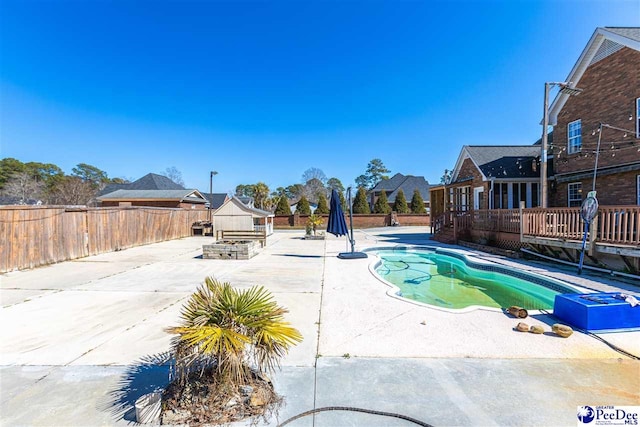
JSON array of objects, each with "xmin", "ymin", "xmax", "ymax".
[{"xmin": 326, "ymin": 189, "xmax": 348, "ymax": 237}]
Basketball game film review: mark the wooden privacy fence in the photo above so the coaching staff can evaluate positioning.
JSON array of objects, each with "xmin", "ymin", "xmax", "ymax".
[{"xmin": 0, "ymin": 206, "xmax": 208, "ymax": 272}]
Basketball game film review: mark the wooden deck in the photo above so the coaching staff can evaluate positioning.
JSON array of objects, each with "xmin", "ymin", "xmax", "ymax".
[{"xmin": 433, "ymin": 205, "xmax": 640, "ymax": 273}]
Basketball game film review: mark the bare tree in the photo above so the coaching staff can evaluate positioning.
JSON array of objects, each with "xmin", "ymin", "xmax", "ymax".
[
  {"xmin": 162, "ymin": 166, "xmax": 185, "ymax": 187},
  {"xmin": 301, "ymin": 167, "xmax": 327, "ymax": 185},
  {"xmin": 50, "ymin": 176, "xmax": 97, "ymax": 206},
  {"xmin": 1, "ymin": 172, "xmax": 44, "ymax": 204}
]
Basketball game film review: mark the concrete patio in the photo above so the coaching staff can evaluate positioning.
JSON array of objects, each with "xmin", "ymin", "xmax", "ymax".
[{"xmin": 1, "ymin": 227, "xmax": 639, "ymax": 426}]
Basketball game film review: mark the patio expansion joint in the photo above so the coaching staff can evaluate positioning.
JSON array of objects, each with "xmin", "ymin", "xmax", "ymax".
[
  {"xmin": 311, "ymin": 237, "xmax": 328, "ymax": 425},
  {"xmin": 65, "ymin": 295, "xmax": 189, "ymax": 366}
]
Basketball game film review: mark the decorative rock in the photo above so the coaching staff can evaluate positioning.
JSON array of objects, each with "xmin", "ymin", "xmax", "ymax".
[
  {"xmin": 239, "ymin": 385, "xmax": 254, "ymax": 396},
  {"xmin": 529, "ymin": 325, "xmax": 545, "ymax": 334},
  {"xmin": 508, "ymin": 306, "xmax": 529, "ymax": 319},
  {"xmin": 516, "ymin": 322, "xmax": 530, "ymax": 332},
  {"xmin": 552, "ymin": 323, "xmax": 574, "ymax": 338},
  {"xmin": 249, "ymin": 390, "xmax": 268, "ymax": 407}
]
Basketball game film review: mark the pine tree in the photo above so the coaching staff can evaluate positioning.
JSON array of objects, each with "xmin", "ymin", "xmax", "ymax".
[
  {"xmin": 339, "ymin": 191, "xmax": 347, "ymax": 213},
  {"xmin": 295, "ymin": 195, "xmax": 311, "ymax": 215},
  {"xmin": 315, "ymin": 193, "xmax": 329, "ymax": 214},
  {"xmin": 274, "ymin": 195, "xmax": 292, "ymax": 215},
  {"xmin": 352, "ymin": 187, "xmax": 371, "ymax": 214},
  {"xmin": 373, "ymin": 190, "xmax": 392, "ymax": 214},
  {"xmin": 410, "ymin": 189, "xmax": 427, "ymax": 214},
  {"xmin": 393, "ymin": 189, "xmax": 410, "ymax": 213}
]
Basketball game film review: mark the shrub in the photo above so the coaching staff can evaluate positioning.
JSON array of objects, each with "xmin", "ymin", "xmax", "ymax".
[
  {"xmin": 351, "ymin": 187, "xmax": 370, "ymax": 214},
  {"xmin": 410, "ymin": 189, "xmax": 427, "ymax": 214},
  {"xmin": 393, "ymin": 189, "xmax": 410, "ymax": 213},
  {"xmin": 373, "ymin": 190, "xmax": 392, "ymax": 214},
  {"xmin": 274, "ymin": 195, "xmax": 291, "ymax": 215},
  {"xmin": 315, "ymin": 193, "xmax": 329, "ymax": 214},
  {"xmin": 295, "ymin": 195, "xmax": 311, "ymax": 215}
]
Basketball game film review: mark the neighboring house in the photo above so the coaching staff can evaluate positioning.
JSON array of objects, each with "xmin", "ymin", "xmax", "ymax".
[
  {"xmin": 213, "ymin": 197, "xmax": 274, "ymax": 235},
  {"xmin": 97, "ymin": 189, "xmax": 209, "ymax": 209},
  {"xmin": 368, "ymin": 173, "xmax": 430, "ymax": 212},
  {"xmin": 547, "ymin": 27, "xmax": 640, "ymax": 207},
  {"xmin": 99, "ymin": 173, "xmax": 184, "ymax": 196},
  {"xmin": 446, "ymin": 145, "xmax": 543, "ymax": 212},
  {"xmin": 290, "ymin": 201, "xmax": 318, "ymax": 213},
  {"xmin": 203, "ymin": 193, "xmax": 230, "ymax": 210}
]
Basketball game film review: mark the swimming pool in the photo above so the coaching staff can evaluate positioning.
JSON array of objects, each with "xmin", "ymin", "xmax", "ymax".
[{"xmin": 371, "ymin": 247, "xmax": 582, "ymax": 312}]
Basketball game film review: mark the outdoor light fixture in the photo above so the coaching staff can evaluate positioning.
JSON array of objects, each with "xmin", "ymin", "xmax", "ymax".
[
  {"xmin": 209, "ymin": 171, "xmax": 218, "ymax": 224},
  {"xmin": 540, "ymin": 81, "xmax": 583, "ymax": 208}
]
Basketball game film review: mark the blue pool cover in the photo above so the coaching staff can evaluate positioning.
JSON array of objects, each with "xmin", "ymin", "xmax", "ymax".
[{"xmin": 554, "ymin": 292, "xmax": 640, "ymax": 332}]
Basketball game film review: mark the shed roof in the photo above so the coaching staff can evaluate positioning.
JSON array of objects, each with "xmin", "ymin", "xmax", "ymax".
[{"xmin": 214, "ymin": 197, "xmax": 274, "ymax": 217}]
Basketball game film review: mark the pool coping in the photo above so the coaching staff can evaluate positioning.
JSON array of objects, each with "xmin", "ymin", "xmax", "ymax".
[{"xmin": 365, "ymin": 244, "xmax": 593, "ymax": 314}]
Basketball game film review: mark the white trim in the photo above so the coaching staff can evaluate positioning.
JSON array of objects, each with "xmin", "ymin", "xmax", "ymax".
[
  {"xmin": 636, "ymin": 97, "xmax": 640, "ymax": 138},
  {"xmin": 473, "ymin": 187, "xmax": 484, "ymax": 210},
  {"xmin": 637, "ymin": 175, "xmax": 640, "ymax": 205}
]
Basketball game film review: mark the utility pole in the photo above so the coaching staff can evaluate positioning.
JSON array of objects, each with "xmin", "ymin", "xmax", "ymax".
[{"xmin": 540, "ymin": 82, "xmax": 550, "ymax": 208}]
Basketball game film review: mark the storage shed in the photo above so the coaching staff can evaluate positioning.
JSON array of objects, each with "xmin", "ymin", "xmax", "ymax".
[{"xmin": 213, "ymin": 197, "xmax": 274, "ymax": 235}]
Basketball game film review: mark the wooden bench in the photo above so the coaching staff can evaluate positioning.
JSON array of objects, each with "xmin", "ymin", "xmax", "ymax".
[{"xmin": 219, "ymin": 230, "xmax": 268, "ymax": 247}]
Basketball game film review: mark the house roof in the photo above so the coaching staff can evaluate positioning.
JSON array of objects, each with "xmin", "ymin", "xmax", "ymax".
[
  {"xmin": 202, "ymin": 193, "xmax": 228, "ymax": 209},
  {"xmin": 548, "ymin": 27, "xmax": 640, "ymax": 125},
  {"xmin": 215, "ymin": 196, "xmax": 274, "ymax": 217},
  {"xmin": 100, "ymin": 173, "xmax": 185, "ymax": 196},
  {"xmin": 370, "ymin": 173, "xmax": 430, "ymax": 203},
  {"xmin": 97, "ymin": 189, "xmax": 207, "ymax": 203},
  {"xmin": 370, "ymin": 173, "xmax": 408, "ymax": 192},
  {"xmin": 451, "ymin": 145, "xmax": 541, "ymax": 182}
]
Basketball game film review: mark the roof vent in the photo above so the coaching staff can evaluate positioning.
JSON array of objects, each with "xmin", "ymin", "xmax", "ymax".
[{"xmin": 589, "ymin": 39, "xmax": 623, "ymax": 65}]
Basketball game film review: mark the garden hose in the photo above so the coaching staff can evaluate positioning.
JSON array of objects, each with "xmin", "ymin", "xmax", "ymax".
[{"xmin": 277, "ymin": 406, "xmax": 434, "ymax": 427}]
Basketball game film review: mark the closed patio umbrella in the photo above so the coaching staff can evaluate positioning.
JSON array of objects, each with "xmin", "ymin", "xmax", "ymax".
[
  {"xmin": 327, "ymin": 188, "xmax": 367, "ymax": 259},
  {"xmin": 326, "ymin": 189, "xmax": 348, "ymax": 237}
]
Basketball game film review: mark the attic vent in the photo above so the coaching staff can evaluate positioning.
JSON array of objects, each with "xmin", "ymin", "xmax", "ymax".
[{"xmin": 589, "ymin": 39, "xmax": 623, "ymax": 65}]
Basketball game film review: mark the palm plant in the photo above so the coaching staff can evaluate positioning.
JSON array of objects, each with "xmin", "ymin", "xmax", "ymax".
[
  {"xmin": 306, "ymin": 213, "xmax": 324, "ymax": 236},
  {"xmin": 168, "ymin": 277, "xmax": 302, "ymax": 387}
]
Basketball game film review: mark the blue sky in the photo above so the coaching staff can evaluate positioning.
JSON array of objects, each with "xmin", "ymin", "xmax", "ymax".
[{"xmin": 1, "ymin": 0, "xmax": 639, "ymax": 194}]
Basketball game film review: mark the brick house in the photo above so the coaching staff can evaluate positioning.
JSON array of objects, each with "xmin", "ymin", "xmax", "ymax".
[
  {"xmin": 368, "ymin": 173, "xmax": 430, "ymax": 212},
  {"xmin": 445, "ymin": 145, "xmax": 542, "ymax": 212},
  {"xmin": 547, "ymin": 27, "xmax": 640, "ymax": 207}
]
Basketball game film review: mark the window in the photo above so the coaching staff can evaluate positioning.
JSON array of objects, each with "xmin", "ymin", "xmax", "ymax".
[
  {"xmin": 531, "ymin": 183, "xmax": 539, "ymax": 207},
  {"xmin": 568, "ymin": 182, "xmax": 583, "ymax": 207},
  {"xmin": 568, "ymin": 119, "xmax": 582, "ymax": 154},
  {"xmin": 636, "ymin": 98, "xmax": 640, "ymax": 138}
]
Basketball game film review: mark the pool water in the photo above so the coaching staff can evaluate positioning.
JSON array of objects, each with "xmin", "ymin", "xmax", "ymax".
[{"xmin": 375, "ymin": 250, "xmax": 572, "ymax": 310}]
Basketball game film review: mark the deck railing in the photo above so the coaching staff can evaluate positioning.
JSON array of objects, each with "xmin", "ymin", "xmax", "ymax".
[
  {"xmin": 434, "ymin": 205, "xmax": 640, "ymax": 247},
  {"xmin": 521, "ymin": 207, "xmax": 584, "ymax": 240},
  {"xmin": 597, "ymin": 206, "xmax": 640, "ymax": 245}
]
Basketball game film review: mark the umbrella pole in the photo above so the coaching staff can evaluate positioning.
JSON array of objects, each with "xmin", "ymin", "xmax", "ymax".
[{"xmin": 338, "ymin": 187, "xmax": 367, "ymax": 259}]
